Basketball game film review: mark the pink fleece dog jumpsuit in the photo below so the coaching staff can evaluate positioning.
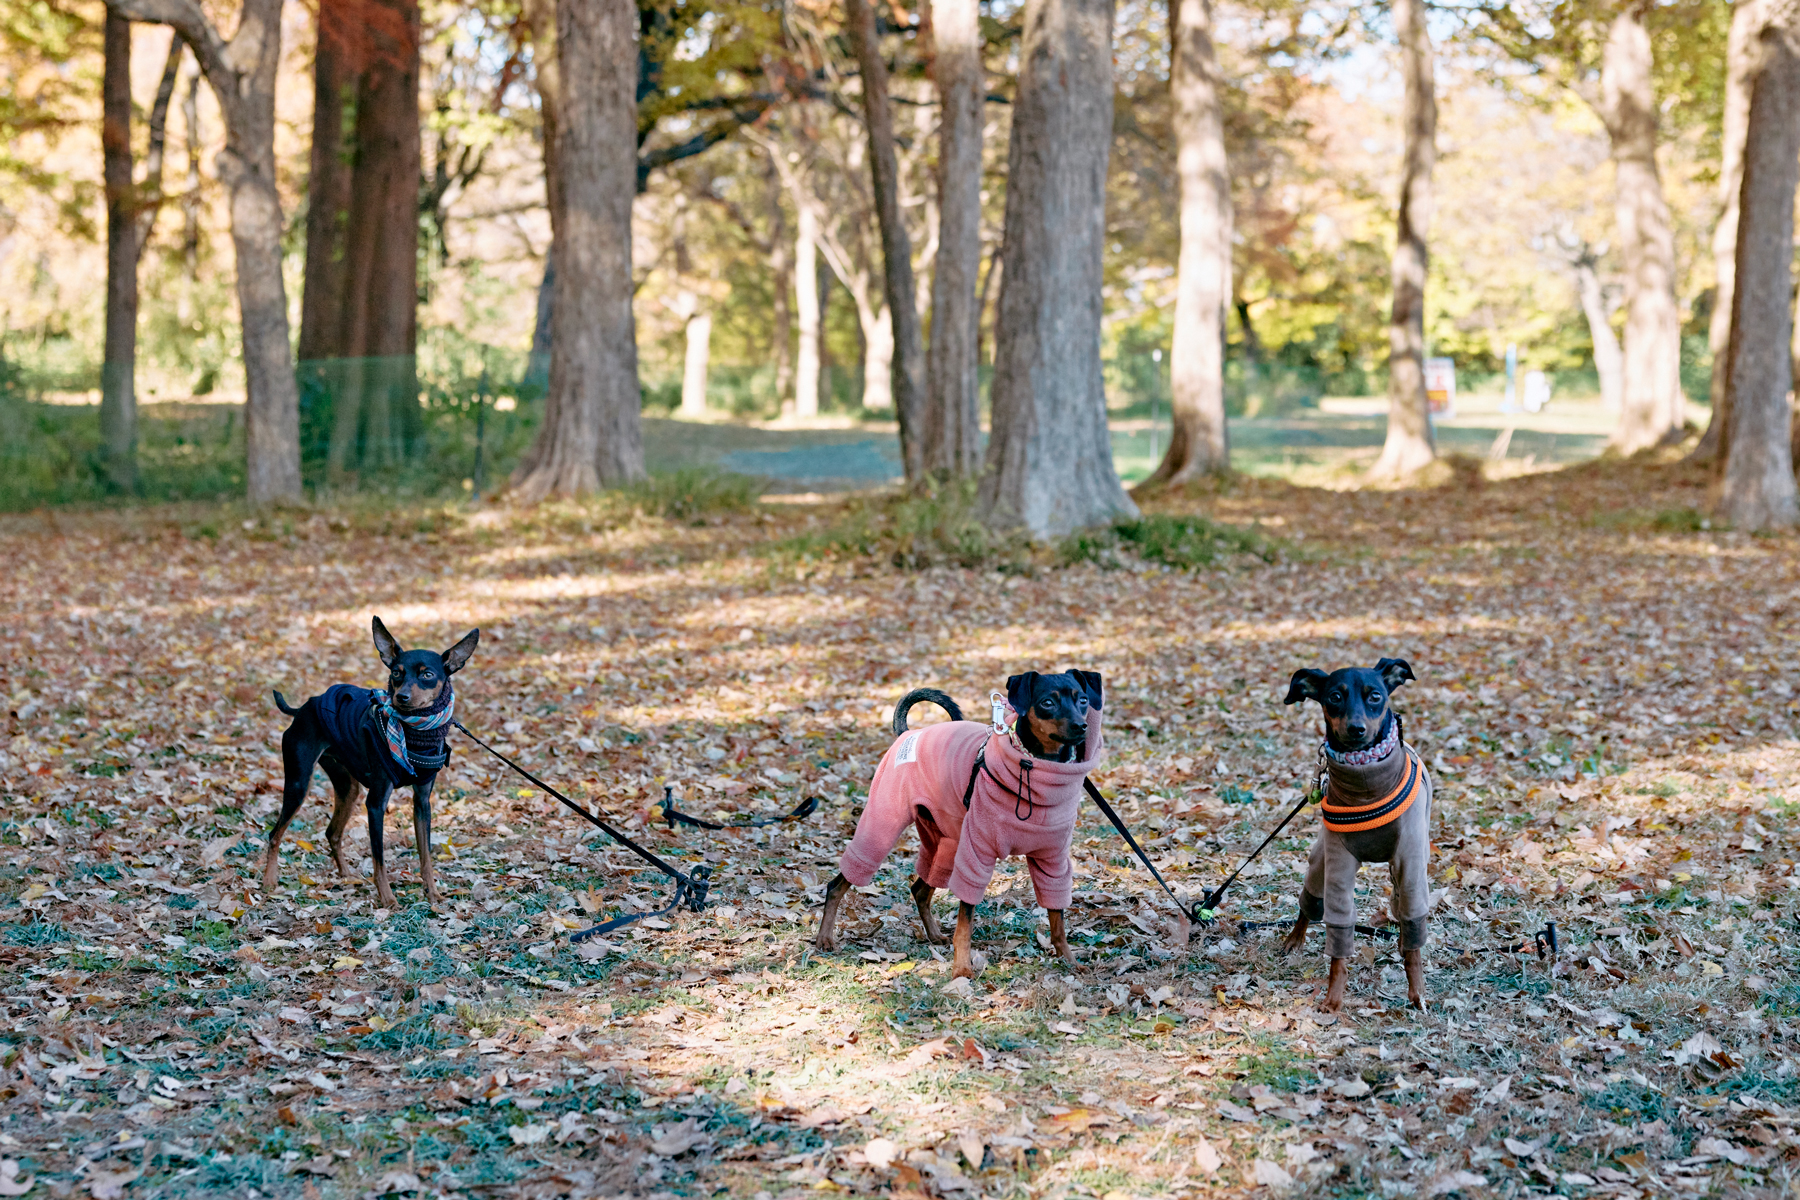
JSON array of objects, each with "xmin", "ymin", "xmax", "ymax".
[{"xmin": 837, "ymin": 712, "xmax": 1105, "ymax": 910}]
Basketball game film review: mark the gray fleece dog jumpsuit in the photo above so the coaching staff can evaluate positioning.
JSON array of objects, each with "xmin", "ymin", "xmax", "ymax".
[{"xmin": 1299, "ymin": 736, "xmax": 1434, "ymax": 959}]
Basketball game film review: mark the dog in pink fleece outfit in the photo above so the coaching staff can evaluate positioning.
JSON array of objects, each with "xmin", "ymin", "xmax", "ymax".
[{"xmin": 815, "ymin": 670, "xmax": 1105, "ymax": 978}]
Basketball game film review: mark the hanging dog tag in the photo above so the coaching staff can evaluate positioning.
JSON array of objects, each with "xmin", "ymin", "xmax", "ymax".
[{"xmin": 990, "ymin": 691, "xmax": 1010, "ymax": 734}]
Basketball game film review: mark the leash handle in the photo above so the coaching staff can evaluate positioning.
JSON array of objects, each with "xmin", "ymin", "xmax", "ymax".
[
  {"xmin": 450, "ymin": 720, "xmax": 705, "ymax": 907},
  {"xmin": 657, "ymin": 784, "xmax": 820, "ymax": 830}
]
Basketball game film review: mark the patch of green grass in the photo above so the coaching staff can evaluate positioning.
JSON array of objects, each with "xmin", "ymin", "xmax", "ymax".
[
  {"xmin": 168, "ymin": 894, "xmax": 199, "ymax": 911},
  {"xmin": 1586, "ymin": 1078, "xmax": 1676, "ymax": 1127},
  {"xmin": 1218, "ymin": 784, "xmax": 1257, "ymax": 805},
  {"xmin": 770, "ymin": 481, "xmax": 1035, "ymax": 572},
  {"xmin": 1239, "ymin": 1043, "xmax": 1314, "ymax": 1092},
  {"xmin": 357, "ymin": 1014, "xmax": 451, "ymax": 1054},
  {"xmin": 625, "ymin": 468, "xmax": 764, "ymax": 521},
  {"xmin": 3, "ymin": 920, "xmax": 69, "ymax": 947}
]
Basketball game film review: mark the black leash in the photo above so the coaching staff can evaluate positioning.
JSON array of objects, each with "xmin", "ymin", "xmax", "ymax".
[
  {"xmin": 450, "ymin": 721, "xmax": 710, "ymax": 942},
  {"xmin": 1082, "ymin": 778, "xmax": 1216, "ymax": 922},
  {"xmin": 656, "ymin": 784, "xmax": 820, "ymax": 830}
]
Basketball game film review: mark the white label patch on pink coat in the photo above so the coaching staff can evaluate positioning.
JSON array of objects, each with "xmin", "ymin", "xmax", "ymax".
[{"xmin": 895, "ymin": 733, "xmax": 921, "ymax": 765}]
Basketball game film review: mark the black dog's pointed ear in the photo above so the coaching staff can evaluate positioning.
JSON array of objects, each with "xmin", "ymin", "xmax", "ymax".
[
  {"xmin": 372, "ymin": 616, "xmax": 403, "ymax": 669},
  {"xmin": 1375, "ymin": 657, "xmax": 1416, "ymax": 690},
  {"xmin": 442, "ymin": 629, "xmax": 480, "ymax": 675},
  {"xmin": 1069, "ymin": 669, "xmax": 1104, "ymax": 711},
  {"xmin": 1284, "ymin": 668, "xmax": 1329, "ymax": 706},
  {"xmin": 1006, "ymin": 672, "xmax": 1040, "ymax": 715}
]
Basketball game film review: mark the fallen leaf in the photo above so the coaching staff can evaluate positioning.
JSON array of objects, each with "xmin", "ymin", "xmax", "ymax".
[
  {"xmin": 1216, "ymin": 1100, "xmax": 1259, "ymax": 1122},
  {"xmin": 507, "ymin": 1123, "xmax": 553, "ymax": 1146},
  {"xmin": 957, "ymin": 1130, "xmax": 985, "ymax": 1169},
  {"xmin": 1426, "ymin": 1170, "xmax": 1487, "ymax": 1197},
  {"xmin": 201, "ymin": 834, "xmax": 241, "ymax": 866},
  {"xmin": 864, "ymin": 1138, "xmax": 900, "ymax": 1170},
  {"xmin": 649, "ymin": 1118, "xmax": 709, "ymax": 1157},
  {"xmin": 1044, "ymin": 1107, "xmax": 1109, "ymax": 1133},
  {"xmin": 1251, "ymin": 1158, "xmax": 1294, "ymax": 1187},
  {"xmin": 86, "ymin": 1169, "xmax": 139, "ymax": 1200},
  {"xmin": 1193, "ymin": 1136, "xmax": 1223, "ymax": 1174},
  {"xmin": 0, "ymin": 1161, "xmax": 32, "ymax": 1197}
]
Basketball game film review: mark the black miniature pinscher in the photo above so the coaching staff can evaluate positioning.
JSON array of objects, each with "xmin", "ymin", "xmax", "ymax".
[
  {"xmin": 814, "ymin": 669, "xmax": 1102, "ymax": 976},
  {"xmin": 1280, "ymin": 657, "xmax": 1431, "ymax": 1011},
  {"xmin": 264, "ymin": 617, "xmax": 479, "ymax": 909},
  {"xmin": 1007, "ymin": 670, "xmax": 1095, "ymax": 761},
  {"xmin": 1284, "ymin": 659, "xmax": 1415, "ymax": 754}
]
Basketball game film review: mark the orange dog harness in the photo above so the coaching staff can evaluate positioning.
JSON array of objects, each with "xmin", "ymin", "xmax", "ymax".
[{"xmin": 1321, "ymin": 750, "xmax": 1422, "ymax": 833}]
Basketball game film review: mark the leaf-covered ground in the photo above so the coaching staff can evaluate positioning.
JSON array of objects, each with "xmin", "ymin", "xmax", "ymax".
[{"xmin": 2, "ymin": 456, "xmax": 1797, "ymax": 1200}]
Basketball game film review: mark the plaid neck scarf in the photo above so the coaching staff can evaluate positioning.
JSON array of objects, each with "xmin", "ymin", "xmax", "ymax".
[
  {"xmin": 371, "ymin": 680, "xmax": 455, "ymax": 774},
  {"xmin": 1322, "ymin": 715, "xmax": 1397, "ymax": 766}
]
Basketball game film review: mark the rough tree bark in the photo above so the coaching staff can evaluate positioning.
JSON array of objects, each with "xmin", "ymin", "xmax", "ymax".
[
  {"xmin": 100, "ymin": 24, "xmax": 182, "ymax": 492},
  {"xmin": 1718, "ymin": 12, "xmax": 1800, "ymax": 530},
  {"xmin": 1597, "ymin": 5, "xmax": 1685, "ymax": 453},
  {"xmin": 303, "ymin": 0, "xmax": 422, "ymax": 475},
  {"xmin": 765, "ymin": 160, "xmax": 794, "ymax": 408},
  {"xmin": 1142, "ymin": 0, "xmax": 1231, "ymax": 489},
  {"xmin": 1696, "ymin": 0, "xmax": 1764, "ymax": 463},
  {"xmin": 1369, "ymin": 0, "xmax": 1437, "ymax": 481},
  {"xmin": 922, "ymin": 0, "xmax": 983, "ymax": 479},
  {"xmin": 180, "ymin": 65, "xmax": 201, "ymax": 277},
  {"xmin": 298, "ymin": 0, "xmax": 354, "ymax": 365},
  {"xmin": 1571, "ymin": 245, "xmax": 1624, "ymax": 413},
  {"xmin": 512, "ymin": 0, "xmax": 644, "ymax": 498},
  {"xmin": 101, "ymin": 11, "xmax": 141, "ymax": 492},
  {"xmin": 108, "ymin": 0, "xmax": 303, "ymax": 502},
  {"xmin": 978, "ymin": 0, "xmax": 1136, "ymax": 536},
  {"xmin": 794, "ymin": 202, "xmax": 821, "ymax": 418},
  {"xmin": 845, "ymin": 0, "xmax": 925, "ymax": 484}
]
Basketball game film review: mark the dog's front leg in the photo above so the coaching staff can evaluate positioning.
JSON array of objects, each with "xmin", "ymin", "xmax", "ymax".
[
  {"xmin": 1047, "ymin": 910, "xmax": 1077, "ymax": 967},
  {"xmin": 814, "ymin": 873, "xmax": 852, "ymax": 951},
  {"xmin": 1324, "ymin": 957, "xmax": 1350, "ymax": 1011},
  {"xmin": 1403, "ymin": 948, "xmax": 1425, "ymax": 1010},
  {"xmin": 910, "ymin": 876, "xmax": 947, "ymax": 945},
  {"xmin": 412, "ymin": 777, "xmax": 442, "ymax": 905},
  {"xmin": 365, "ymin": 781, "xmax": 398, "ymax": 909},
  {"xmin": 951, "ymin": 902, "xmax": 977, "ymax": 978}
]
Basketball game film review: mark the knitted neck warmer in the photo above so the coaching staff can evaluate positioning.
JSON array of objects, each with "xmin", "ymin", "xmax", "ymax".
[
  {"xmin": 373, "ymin": 680, "xmax": 455, "ymax": 774},
  {"xmin": 1322, "ymin": 715, "xmax": 1397, "ymax": 766}
]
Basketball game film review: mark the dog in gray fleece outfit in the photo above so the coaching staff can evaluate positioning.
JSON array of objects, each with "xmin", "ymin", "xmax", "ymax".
[{"xmin": 1281, "ymin": 658, "xmax": 1432, "ymax": 1012}]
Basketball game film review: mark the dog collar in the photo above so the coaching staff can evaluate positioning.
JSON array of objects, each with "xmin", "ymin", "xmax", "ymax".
[
  {"xmin": 1322, "ymin": 718, "xmax": 1398, "ymax": 767},
  {"xmin": 1321, "ymin": 749, "xmax": 1420, "ymax": 833}
]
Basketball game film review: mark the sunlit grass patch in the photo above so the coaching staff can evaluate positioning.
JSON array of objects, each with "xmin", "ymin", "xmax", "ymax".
[{"xmin": 625, "ymin": 467, "xmax": 766, "ymax": 522}]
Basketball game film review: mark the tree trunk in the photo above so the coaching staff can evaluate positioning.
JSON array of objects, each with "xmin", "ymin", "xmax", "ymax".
[
  {"xmin": 101, "ymin": 10, "xmax": 140, "ymax": 493},
  {"xmin": 526, "ymin": 257, "xmax": 554, "ymax": 389},
  {"xmin": 112, "ymin": 0, "xmax": 305, "ymax": 501},
  {"xmin": 1695, "ymin": 0, "xmax": 1763, "ymax": 462},
  {"xmin": 681, "ymin": 302, "xmax": 711, "ymax": 417},
  {"xmin": 1597, "ymin": 5, "xmax": 1685, "ymax": 454},
  {"xmin": 298, "ymin": 0, "xmax": 354, "ymax": 365},
  {"xmin": 512, "ymin": 0, "xmax": 644, "ymax": 498},
  {"xmin": 1369, "ymin": 0, "xmax": 1436, "ymax": 481},
  {"xmin": 1142, "ymin": 0, "xmax": 1231, "ymax": 489},
  {"xmin": 978, "ymin": 0, "xmax": 1136, "ymax": 536},
  {"xmin": 335, "ymin": 0, "xmax": 422, "ymax": 471},
  {"xmin": 1718, "ymin": 18, "xmax": 1800, "ymax": 530},
  {"xmin": 859, "ymin": 299, "xmax": 894, "ymax": 412},
  {"xmin": 795, "ymin": 202, "xmax": 821, "ymax": 418},
  {"xmin": 845, "ymin": 0, "xmax": 925, "ymax": 482},
  {"xmin": 1573, "ymin": 249, "xmax": 1624, "ymax": 412},
  {"xmin": 180, "ymin": 65, "xmax": 201, "ymax": 279},
  {"xmin": 766, "ymin": 159, "xmax": 794, "ymax": 409},
  {"xmin": 922, "ymin": 0, "xmax": 983, "ymax": 479}
]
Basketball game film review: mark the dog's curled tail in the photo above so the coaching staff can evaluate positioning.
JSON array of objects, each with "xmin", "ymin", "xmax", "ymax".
[
  {"xmin": 892, "ymin": 688, "xmax": 964, "ymax": 736},
  {"xmin": 272, "ymin": 690, "xmax": 303, "ymax": 716}
]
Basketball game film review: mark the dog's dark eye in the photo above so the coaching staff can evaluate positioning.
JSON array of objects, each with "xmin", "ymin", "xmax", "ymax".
[
  {"xmin": 1039, "ymin": 699, "xmax": 1055, "ymax": 711},
  {"xmin": 419, "ymin": 671, "xmax": 435, "ymax": 682},
  {"xmin": 1368, "ymin": 691, "xmax": 1384, "ymax": 704}
]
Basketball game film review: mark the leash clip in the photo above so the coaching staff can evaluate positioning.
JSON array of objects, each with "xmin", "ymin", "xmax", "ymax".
[{"xmin": 989, "ymin": 691, "xmax": 1010, "ymax": 735}]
